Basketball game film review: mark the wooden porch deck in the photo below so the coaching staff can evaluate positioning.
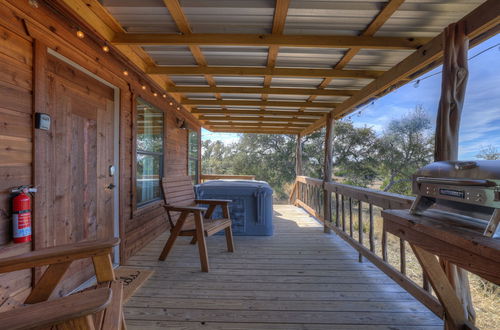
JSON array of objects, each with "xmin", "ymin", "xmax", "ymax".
[{"xmin": 124, "ymin": 205, "xmax": 443, "ymax": 329}]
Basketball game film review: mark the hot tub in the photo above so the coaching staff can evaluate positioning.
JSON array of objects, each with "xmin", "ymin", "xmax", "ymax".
[{"xmin": 195, "ymin": 180, "xmax": 273, "ymax": 236}]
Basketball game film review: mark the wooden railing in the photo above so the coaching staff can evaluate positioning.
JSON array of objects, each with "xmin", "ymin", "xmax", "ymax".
[
  {"xmin": 289, "ymin": 176, "xmax": 443, "ymax": 318},
  {"xmin": 200, "ymin": 174, "xmax": 256, "ymax": 182}
]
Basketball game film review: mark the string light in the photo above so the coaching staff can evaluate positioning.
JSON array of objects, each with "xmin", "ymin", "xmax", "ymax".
[
  {"xmin": 153, "ymin": 92, "xmax": 158, "ymax": 97},
  {"xmin": 122, "ymin": 69, "xmax": 129, "ymax": 76},
  {"xmin": 169, "ymin": 102, "xmax": 173, "ymax": 106},
  {"xmin": 102, "ymin": 44, "xmax": 110, "ymax": 53},
  {"xmin": 176, "ymin": 107, "xmax": 180, "ymax": 110},
  {"xmin": 162, "ymin": 94, "xmax": 167, "ymax": 98},
  {"xmin": 141, "ymin": 85, "xmax": 147, "ymax": 90},
  {"xmin": 76, "ymin": 29, "xmax": 85, "ymax": 39}
]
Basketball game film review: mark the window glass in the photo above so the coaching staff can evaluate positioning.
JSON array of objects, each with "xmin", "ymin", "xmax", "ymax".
[
  {"xmin": 188, "ymin": 130, "xmax": 199, "ymax": 184},
  {"xmin": 136, "ymin": 98, "xmax": 163, "ymax": 205}
]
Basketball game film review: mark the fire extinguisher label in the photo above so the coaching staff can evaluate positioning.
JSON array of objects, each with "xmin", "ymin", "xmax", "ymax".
[{"xmin": 13, "ymin": 213, "xmax": 31, "ymax": 237}]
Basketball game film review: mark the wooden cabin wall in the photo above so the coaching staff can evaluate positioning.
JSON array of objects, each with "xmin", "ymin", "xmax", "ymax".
[{"xmin": 0, "ymin": 0, "xmax": 201, "ymax": 306}]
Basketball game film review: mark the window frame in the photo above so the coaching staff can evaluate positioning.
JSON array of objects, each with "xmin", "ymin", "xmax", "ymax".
[
  {"xmin": 135, "ymin": 97, "xmax": 165, "ymax": 208},
  {"xmin": 187, "ymin": 129, "xmax": 200, "ymax": 184}
]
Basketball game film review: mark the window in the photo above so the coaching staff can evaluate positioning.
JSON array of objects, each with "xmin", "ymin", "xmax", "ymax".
[
  {"xmin": 136, "ymin": 98, "xmax": 164, "ymax": 206},
  {"xmin": 188, "ymin": 130, "xmax": 199, "ymax": 184}
]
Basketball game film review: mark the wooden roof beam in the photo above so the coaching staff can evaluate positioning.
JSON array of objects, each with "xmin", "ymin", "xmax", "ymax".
[
  {"xmin": 149, "ymin": 66, "xmax": 383, "ymax": 79},
  {"xmin": 197, "ymin": 115, "xmax": 317, "ymax": 123},
  {"xmin": 210, "ymin": 128, "xmax": 302, "ymax": 134},
  {"xmin": 206, "ymin": 122, "xmax": 310, "ymax": 127},
  {"xmin": 168, "ymin": 86, "xmax": 356, "ymax": 96},
  {"xmin": 301, "ymin": 0, "xmax": 500, "ymax": 136},
  {"xmin": 191, "ymin": 109, "xmax": 327, "ymax": 117},
  {"xmin": 182, "ymin": 99, "xmax": 338, "ymax": 108},
  {"xmin": 112, "ymin": 33, "xmax": 430, "ymax": 50}
]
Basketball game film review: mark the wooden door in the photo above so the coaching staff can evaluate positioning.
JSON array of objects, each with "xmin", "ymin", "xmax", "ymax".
[{"xmin": 44, "ymin": 55, "xmax": 115, "ymax": 295}]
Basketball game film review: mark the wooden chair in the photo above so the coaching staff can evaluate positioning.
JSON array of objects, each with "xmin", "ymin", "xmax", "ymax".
[
  {"xmin": 159, "ymin": 175, "xmax": 235, "ymax": 272},
  {"xmin": 0, "ymin": 238, "xmax": 126, "ymax": 329}
]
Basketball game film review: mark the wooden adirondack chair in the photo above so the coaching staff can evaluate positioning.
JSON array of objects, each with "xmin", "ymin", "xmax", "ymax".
[
  {"xmin": 159, "ymin": 175, "xmax": 234, "ymax": 272},
  {"xmin": 0, "ymin": 238, "xmax": 126, "ymax": 329}
]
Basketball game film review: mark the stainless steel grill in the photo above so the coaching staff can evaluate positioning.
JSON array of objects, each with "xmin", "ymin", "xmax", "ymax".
[{"xmin": 410, "ymin": 160, "xmax": 500, "ymax": 237}]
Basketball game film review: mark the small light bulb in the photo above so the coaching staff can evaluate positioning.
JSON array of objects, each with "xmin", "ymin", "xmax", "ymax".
[
  {"xmin": 153, "ymin": 92, "xmax": 158, "ymax": 97},
  {"xmin": 123, "ymin": 70, "xmax": 129, "ymax": 76},
  {"xmin": 141, "ymin": 85, "xmax": 147, "ymax": 90},
  {"xmin": 102, "ymin": 45, "xmax": 110, "ymax": 53},
  {"xmin": 76, "ymin": 30, "xmax": 85, "ymax": 39},
  {"xmin": 162, "ymin": 94, "xmax": 167, "ymax": 98},
  {"xmin": 176, "ymin": 107, "xmax": 180, "ymax": 110},
  {"xmin": 169, "ymin": 102, "xmax": 173, "ymax": 106}
]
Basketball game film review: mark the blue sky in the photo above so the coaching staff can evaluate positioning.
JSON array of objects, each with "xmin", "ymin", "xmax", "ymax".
[{"xmin": 203, "ymin": 34, "xmax": 499, "ymax": 159}]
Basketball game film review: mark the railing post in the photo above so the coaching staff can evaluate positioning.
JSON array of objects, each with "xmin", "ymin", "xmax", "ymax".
[{"xmin": 323, "ymin": 113, "xmax": 334, "ymax": 233}]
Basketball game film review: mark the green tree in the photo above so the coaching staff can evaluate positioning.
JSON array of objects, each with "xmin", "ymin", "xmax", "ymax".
[
  {"xmin": 377, "ymin": 106, "xmax": 434, "ymax": 194},
  {"xmin": 302, "ymin": 120, "xmax": 379, "ymax": 187}
]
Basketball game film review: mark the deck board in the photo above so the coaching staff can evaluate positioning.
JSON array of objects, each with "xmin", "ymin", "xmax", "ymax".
[{"xmin": 125, "ymin": 205, "xmax": 443, "ymax": 329}]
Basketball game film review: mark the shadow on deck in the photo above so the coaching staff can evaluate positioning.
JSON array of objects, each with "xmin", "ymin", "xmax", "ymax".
[{"xmin": 124, "ymin": 205, "xmax": 443, "ymax": 329}]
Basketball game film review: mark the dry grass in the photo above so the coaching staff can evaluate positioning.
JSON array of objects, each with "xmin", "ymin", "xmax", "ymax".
[{"xmin": 346, "ymin": 205, "xmax": 499, "ymax": 329}]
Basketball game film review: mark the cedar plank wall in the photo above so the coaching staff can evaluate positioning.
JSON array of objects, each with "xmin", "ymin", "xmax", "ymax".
[{"xmin": 0, "ymin": 0, "xmax": 201, "ymax": 306}]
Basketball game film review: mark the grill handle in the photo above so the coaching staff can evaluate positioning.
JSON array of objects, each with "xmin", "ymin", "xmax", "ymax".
[{"xmin": 416, "ymin": 177, "xmax": 497, "ymax": 187}]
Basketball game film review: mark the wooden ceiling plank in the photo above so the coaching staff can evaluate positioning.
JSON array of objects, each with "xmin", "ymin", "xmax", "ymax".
[
  {"xmin": 112, "ymin": 33, "xmax": 430, "ymax": 49},
  {"xmin": 149, "ymin": 66, "xmax": 383, "ymax": 79},
  {"xmin": 168, "ymin": 86, "xmax": 356, "ymax": 96},
  {"xmin": 182, "ymin": 99, "xmax": 338, "ymax": 108},
  {"xmin": 301, "ymin": 0, "xmax": 500, "ymax": 136}
]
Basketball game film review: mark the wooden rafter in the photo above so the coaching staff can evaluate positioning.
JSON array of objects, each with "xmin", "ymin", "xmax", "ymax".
[
  {"xmin": 301, "ymin": 0, "xmax": 500, "ymax": 135},
  {"xmin": 57, "ymin": 0, "xmax": 179, "ymax": 99},
  {"xmin": 148, "ymin": 66, "xmax": 383, "ymax": 79},
  {"xmin": 167, "ymin": 86, "xmax": 356, "ymax": 96},
  {"xmin": 112, "ymin": 33, "xmax": 430, "ymax": 50},
  {"xmin": 182, "ymin": 99, "xmax": 338, "ymax": 108},
  {"xmin": 162, "ymin": 0, "xmax": 222, "ymax": 106},
  {"xmin": 307, "ymin": 0, "xmax": 405, "ymax": 106},
  {"xmin": 263, "ymin": 0, "xmax": 291, "ymax": 110}
]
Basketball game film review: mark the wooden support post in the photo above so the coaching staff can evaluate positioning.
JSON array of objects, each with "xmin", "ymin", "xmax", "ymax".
[
  {"xmin": 358, "ymin": 200, "xmax": 363, "ymax": 262},
  {"xmin": 295, "ymin": 134, "xmax": 302, "ymax": 176},
  {"xmin": 411, "ymin": 245, "xmax": 470, "ymax": 329},
  {"xmin": 323, "ymin": 113, "xmax": 334, "ymax": 233}
]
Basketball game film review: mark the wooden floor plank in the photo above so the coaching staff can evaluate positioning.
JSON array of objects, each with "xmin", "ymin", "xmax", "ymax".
[{"xmin": 125, "ymin": 205, "xmax": 442, "ymax": 329}]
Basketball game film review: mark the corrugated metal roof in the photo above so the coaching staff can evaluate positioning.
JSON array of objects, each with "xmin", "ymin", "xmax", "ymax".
[{"xmin": 97, "ymin": 0, "xmax": 490, "ymax": 132}]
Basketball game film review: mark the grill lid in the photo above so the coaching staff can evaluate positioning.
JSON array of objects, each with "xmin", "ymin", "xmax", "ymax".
[{"xmin": 415, "ymin": 160, "xmax": 500, "ymax": 180}]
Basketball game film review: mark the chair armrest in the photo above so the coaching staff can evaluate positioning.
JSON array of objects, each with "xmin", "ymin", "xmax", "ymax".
[
  {"xmin": 0, "ymin": 238, "xmax": 120, "ymax": 274},
  {"xmin": 195, "ymin": 199, "xmax": 232, "ymax": 205},
  {"xmin": 0, "ymin": 288, "xmax": 111, "ymax": 330},
  {"xmin": 163, "ymin": 205, "xmax": 207, "ymax": 213}
]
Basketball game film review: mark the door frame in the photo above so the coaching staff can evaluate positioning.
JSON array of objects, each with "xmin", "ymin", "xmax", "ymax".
[{"xmin": 47, "ymin": 49, "xmax": 121, "ymax": 265}]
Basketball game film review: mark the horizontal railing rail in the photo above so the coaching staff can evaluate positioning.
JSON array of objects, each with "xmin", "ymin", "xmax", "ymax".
[
  {"xmin": 200, "ymin": 174, "xmax": 256, "ymax": 182},
  {"xmin": 289, "ymin": 176, "xmax": 444, "ymax": 318}
]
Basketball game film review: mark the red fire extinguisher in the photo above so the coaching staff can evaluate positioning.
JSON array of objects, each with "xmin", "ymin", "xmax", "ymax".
[{"xmin": 12, "ymin": 186, "xmax": 37, "ymax": 244}]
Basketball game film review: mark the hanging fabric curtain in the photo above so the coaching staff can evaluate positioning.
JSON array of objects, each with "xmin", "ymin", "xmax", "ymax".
[{"xmin": 434, "ymin": 21, "xmax": 476, "ymax": 323}]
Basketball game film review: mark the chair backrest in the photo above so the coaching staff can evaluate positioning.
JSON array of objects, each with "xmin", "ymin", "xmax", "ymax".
[{"xmin": 161, "ymin": 175, "xmax": 196, "ymax": 207}]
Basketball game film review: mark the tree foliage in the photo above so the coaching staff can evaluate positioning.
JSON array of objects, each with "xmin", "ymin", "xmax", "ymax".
[
  {"xmin": 476, "ymin": 145, "xmax": 500, "ymax": 160},
  {"xmin": 202, "ymin": 107, "xmax": 434, "ymax": 199}
]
